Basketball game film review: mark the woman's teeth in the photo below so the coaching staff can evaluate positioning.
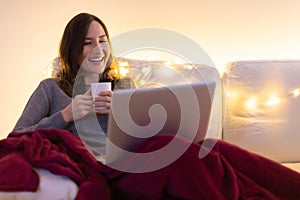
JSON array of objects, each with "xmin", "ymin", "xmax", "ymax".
[{"xmin": 89, "ymin": 57, "xmax": 103, "ymax": 62}]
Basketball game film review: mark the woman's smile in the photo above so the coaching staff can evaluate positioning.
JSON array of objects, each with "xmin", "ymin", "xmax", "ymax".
[{"xmin": 88, "ymin": 56, "xmax": 104, "ymax": 63}]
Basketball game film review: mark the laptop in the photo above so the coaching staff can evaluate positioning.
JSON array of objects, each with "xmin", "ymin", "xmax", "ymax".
[{"xmin": 105, "ymin": 81, "xmax": 216, "ymax": 164}]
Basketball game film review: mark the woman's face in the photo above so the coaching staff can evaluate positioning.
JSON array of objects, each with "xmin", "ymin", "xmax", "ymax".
[{"xmin": 78, "ymin": 20, "xmax": 111, "ymax": 75}]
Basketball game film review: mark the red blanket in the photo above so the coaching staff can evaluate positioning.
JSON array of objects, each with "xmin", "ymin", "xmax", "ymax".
[
  {"xmin": 1, "ymin": 129, "xmax": 300, "ymax": 200},
  {"xmin": 0, "ymin": 129, "xmax": 111, "ymax": 200}
]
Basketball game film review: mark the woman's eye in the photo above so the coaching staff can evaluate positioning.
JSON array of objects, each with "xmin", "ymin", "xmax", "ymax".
[{"xmin": 83, "ymin": 39, "xmax": 107, "ymax": 46}]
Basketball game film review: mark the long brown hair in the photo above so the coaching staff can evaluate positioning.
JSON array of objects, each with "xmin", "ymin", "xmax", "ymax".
[{"xmin": 55, "ymin": 13, "xmax": 118, "ymax": 97}]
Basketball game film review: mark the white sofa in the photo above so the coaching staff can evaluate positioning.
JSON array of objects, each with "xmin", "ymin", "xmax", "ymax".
[
  {"xmin": 114, "ymin": 58, "xmax": 300, "ymax": 173},
  {"xmin": 221, "ymin": 60, "xmax": 300, "ymax": 172}
]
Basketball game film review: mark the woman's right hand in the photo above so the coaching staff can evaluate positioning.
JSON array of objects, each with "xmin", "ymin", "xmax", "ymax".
[{"xmin": 61, "ymin": 89, "xmax": 93, "ymax": 123}]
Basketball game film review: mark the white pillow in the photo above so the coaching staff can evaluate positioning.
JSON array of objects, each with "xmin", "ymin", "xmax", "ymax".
[{"xmin": 222, "ymin": 60, "xmax": 300, "ymax": 163}]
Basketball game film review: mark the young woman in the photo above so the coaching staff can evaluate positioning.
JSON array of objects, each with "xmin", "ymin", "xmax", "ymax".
[{"xmin": 13, "ymin": 13, "xmax": 133, "ymax": 157}]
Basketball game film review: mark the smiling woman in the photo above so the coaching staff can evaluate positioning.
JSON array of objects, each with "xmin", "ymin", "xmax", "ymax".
[{"xmin": 12, "ymin": 13, "xmax": 132, "ymax": 158}]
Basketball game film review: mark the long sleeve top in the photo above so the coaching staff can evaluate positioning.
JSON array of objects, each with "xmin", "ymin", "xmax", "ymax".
[{"xmin": 13, "ymin": 78, "xmax": 109, "ymax": 157}]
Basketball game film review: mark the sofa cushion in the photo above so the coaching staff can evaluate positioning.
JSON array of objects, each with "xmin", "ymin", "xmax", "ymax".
[{"xmin": 222, "ymin": 60, "xmax": 300, "ymax": 163}]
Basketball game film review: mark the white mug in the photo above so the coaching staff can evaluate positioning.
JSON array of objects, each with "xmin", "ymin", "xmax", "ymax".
[
  {"xmin": 91, "ymin": 82, "xmax": 111, "ymax": 110},
  {"xmin": 91, "ymin": 82, "xmax": 111, "ymax": 98}
]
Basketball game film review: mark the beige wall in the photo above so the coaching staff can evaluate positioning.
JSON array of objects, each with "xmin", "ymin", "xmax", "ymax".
[{"xmin": 1, "ymin": 0, "xmax": 300, "ymax": 138}]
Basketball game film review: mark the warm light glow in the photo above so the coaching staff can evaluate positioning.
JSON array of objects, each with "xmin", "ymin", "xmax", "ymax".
[
  {"xmin": 245, "ymin": 97, "xmax": 257, "ymax": 109},
  {"xmin": 119, "ymin": 67, "xmax": 129, "ymax": 77},
  {"xmin": 118, "ymin": 61, "xmax": 129, "ymax": 67},
  {"xmin": 292, "ymin": 88, "xmax": 300, "ymax": 97},
  {"xmin": 266, "ymin": 96, "xmax": 281, "ymax": 106},
  {"xmin": 140, "ymin": 80, "xmax": 146, "ymax": 85},
  {"xmin": 164, "ymin": 60, "xmax": 173, "ymax": 66},
  {"xmin": 184, "ymin": 64, "xmax": 194, "ymax": 70}
]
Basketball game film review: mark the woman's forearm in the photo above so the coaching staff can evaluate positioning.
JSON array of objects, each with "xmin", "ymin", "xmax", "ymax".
[{"xmin": 13, "ymin": 111, "xmax": 68, "ymax": 132}]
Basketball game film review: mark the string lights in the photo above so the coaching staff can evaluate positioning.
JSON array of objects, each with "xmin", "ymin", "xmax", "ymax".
[
  {"xmin": 116, "ymin": 59, "xmax": 205, "ymax": 88},
  {"xmin": 227, "ymin": 87, "xmax": 300, "ymax": 110}
]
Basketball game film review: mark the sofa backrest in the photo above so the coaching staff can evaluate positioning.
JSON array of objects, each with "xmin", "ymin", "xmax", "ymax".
[
  {"xmin": 116, "ymin": 57, "xmax": 223, "ymax": 139},
  {"xmin": 44, "ymin": 57, "xmax": 224, "ymax": 140},
  {"xmin": 222, "ymin": 60, "xmax": 300, "ymax": 163}
]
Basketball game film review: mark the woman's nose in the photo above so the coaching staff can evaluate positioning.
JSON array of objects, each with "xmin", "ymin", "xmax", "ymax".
[{"xmin": 92, "ymin": 43, "xmax": 104, "ymax": 55}]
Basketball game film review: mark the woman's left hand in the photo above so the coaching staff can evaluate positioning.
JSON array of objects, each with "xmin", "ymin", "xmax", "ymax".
[{"xmin": 93, "ymin": 90, "xmax": 112, "ymax": 114}]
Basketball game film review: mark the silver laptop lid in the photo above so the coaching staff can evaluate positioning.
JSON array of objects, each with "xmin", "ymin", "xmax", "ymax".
[{"xmin": 106, "ymin": 81, "xmax": 216, "ymax": 164}]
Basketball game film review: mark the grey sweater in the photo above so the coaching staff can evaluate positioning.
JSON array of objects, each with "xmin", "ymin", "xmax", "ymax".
[{"xmin": 13, "ymin": 78, "xmax": 109, "ymax": 157}]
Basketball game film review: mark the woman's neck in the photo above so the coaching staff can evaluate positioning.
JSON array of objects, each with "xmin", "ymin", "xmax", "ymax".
[{"xmin": 84, "ymin": 73, "xmax": 100, "ymax": 85}]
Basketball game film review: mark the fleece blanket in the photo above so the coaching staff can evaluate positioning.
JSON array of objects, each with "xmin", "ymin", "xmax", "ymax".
[{"xmin": 0, "ymin": 129, "xmax": 300, "ymax": 200}]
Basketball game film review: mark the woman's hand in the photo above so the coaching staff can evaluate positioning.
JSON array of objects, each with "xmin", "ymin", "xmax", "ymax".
[
  {"xmin": 61, "ymin": 89, "xmax": 93, "ymax": 122},
  {"xmin": 93, "ymin": 90, "xmax": 112, "ymax": 114}
]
